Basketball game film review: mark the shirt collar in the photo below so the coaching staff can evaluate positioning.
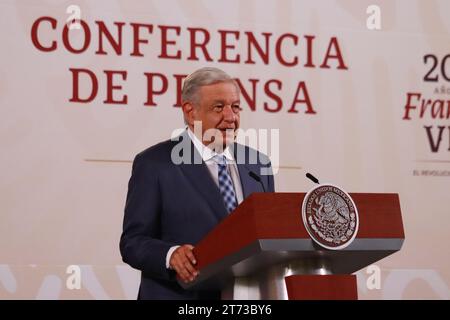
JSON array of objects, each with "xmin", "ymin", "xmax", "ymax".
[{"xmin": 187, "ymin": 128, "xmax": 235, "ymax": 163}]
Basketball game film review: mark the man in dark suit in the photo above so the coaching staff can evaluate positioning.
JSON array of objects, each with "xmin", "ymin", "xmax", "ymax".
[{"xmin": 120, "ymin": 67, "xmax": 275, "ymax": 299}]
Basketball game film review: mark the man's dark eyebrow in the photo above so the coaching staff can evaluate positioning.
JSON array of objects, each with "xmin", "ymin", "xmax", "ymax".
[{"xmin": 211, "ymin": 99, "xmax": 240, "ymax": 104}]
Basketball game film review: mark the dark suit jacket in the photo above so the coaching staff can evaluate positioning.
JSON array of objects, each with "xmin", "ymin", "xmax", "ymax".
[{"xmin": 119, "ymin": 131, "xmax": 275, "ymax": 300}]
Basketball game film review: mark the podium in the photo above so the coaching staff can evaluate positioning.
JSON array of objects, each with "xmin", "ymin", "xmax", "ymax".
[{"xmin": 179, "ymin": 192, "xmax": 404, "ymax": 300}]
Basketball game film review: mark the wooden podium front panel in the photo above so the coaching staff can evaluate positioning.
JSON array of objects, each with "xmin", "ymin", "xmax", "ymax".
[
  {"xmin": 194, "ymin": 192, "xmax": 404, "ymax": 270},
  {"xmin": 285, "ymin": 275, "xmax": 358, "ymax": 300}
]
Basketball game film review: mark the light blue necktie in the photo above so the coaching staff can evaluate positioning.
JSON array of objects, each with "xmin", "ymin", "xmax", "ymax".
[{"xmin": 216, "ymin": 155, "xmax": 237, "ymax": 213}]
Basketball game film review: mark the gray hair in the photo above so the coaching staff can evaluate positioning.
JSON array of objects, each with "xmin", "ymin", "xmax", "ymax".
[{"xmin": 181, "ymin": 67, "xmax": 239, "ymax": 105}]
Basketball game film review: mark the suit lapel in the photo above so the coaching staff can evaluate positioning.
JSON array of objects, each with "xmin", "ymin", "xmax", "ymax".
[
  {"xmin": 233, "ymin": 143, "xmax": 264, "ymax": 198},
  {"xmin": 177, "ymin": 131, "xmax": 228, "ymax": 220},
  {"xmin": 236, "ymin": 163, "xmax": 264, "ymax": 198}
]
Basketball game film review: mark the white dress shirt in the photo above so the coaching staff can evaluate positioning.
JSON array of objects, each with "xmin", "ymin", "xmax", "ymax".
[{"xmin": 165, "ymin": 129, "xmax": 244, "ymax": 268}]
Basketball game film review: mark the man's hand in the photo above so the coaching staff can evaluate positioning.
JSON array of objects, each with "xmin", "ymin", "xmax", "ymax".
[{"xmin": 169, "ymin": 244, "xmax": 199, "ymax": 283}]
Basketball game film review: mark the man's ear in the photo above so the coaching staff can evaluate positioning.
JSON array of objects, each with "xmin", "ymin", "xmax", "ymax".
[{"xmin": 182, "ymin": 102, "xmax": 195, "ymax": 126}]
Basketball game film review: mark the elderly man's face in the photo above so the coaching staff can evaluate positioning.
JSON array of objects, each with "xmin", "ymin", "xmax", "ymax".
[{"xmin": 185, "ymin": 81, "xmax": 241, "ymax": 149}]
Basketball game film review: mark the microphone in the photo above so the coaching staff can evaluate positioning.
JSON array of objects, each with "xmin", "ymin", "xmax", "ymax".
[
  {"xmin": 306, "ymin": 172, "xmax": 320, "ymax": 184},
  {"xmin": 248, "ymin": 170, "xmax": 266, "ymax": 192}
]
